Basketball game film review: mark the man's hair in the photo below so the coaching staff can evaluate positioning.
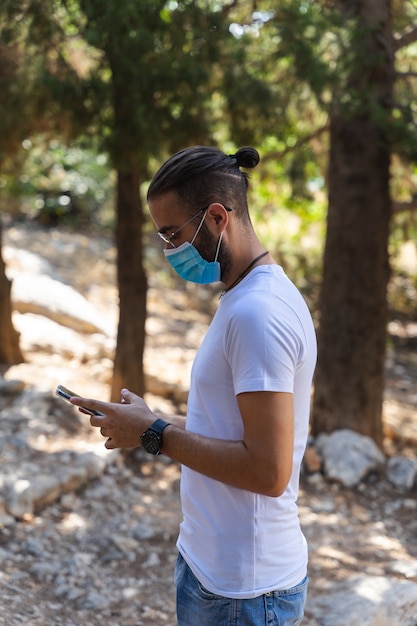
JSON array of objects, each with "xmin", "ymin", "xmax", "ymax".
[{"xmin": 147, "ymin": 146, "xmax": 260, "ymax": 220}]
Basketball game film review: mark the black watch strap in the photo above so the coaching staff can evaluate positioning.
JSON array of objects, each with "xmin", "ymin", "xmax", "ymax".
[
  {"xmin": 140, "ymin": 418, "xmax": 170, "ymax": 455},
  {"xmin": 149, "ymin": 418, "xmax": 170, "ymax": 435}
]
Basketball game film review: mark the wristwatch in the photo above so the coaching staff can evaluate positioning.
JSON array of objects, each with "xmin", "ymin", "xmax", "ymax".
[{"xmin": 140, "ymin": 418, "xmax": 170, "ymax": 455}]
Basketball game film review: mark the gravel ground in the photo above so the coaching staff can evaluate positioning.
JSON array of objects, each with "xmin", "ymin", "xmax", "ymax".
[{"xmin": 1, "ymin": 222, "xmax": 416, "ymax": 626}]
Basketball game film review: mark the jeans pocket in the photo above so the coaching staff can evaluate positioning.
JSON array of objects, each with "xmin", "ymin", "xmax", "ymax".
[
  {"xmin": 195, "ymin": 578, "xmax": 225, "ymax": 600},
  {"xmin": 267, "ymin": 576, "xmax": 308, "ymax": 626}
]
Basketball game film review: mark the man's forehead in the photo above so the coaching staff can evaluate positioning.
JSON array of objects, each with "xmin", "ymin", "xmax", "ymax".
[{"xmin": 149, "ymin": 194, "xmax": 188, "ymax": 236}]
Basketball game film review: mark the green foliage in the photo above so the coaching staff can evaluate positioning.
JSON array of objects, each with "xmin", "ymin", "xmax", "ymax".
[
  {"xmin": 0, "ymin": 137, "xmax": 114, "ymax": 228},
  {"xmin": 75, "ymin": 0, "xmax": 236, "ymax": 170},
  {"xmin": 245, "ymin": 145, "xmax": 326, "ymax": 310},
  {"xmin": 0, "ymin": 0, "xmax": 96, "ymax": 169},
  {"xmin": 0, "ymin": 0, "xmax": 417, "ymax": 315},
  {"xmin": 391, "ymin": 31, "xmax": 417, "ymax": 163}
]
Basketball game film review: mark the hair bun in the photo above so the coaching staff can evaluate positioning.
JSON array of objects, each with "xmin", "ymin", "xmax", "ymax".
[{"xmin": 234, "ymin": 146, "xmax": 260, "ymax": 170}]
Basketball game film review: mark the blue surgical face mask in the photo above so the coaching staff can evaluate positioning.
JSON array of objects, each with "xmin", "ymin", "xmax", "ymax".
[{"xmin": 164, "ymin": 212, "xmax": 223, "ymax": 284}]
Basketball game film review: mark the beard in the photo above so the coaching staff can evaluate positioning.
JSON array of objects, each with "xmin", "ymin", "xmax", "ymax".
[{"xmin": 196, "ymin": 223, "xmax": 233, "ymax": 284}]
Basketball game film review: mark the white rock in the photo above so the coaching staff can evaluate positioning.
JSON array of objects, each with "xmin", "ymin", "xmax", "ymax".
[
  {"xmin": 306, "ymin": 575, "xmax": 417, "ymax": 626},
  {"xmin": 386, "ymin": 455, "xmax": 417, "ymax": 491},
  {"xmin": 13, "ymin": 312, "xmax": 116, "ymax": 360},
  {"xmin": 4, "ymin": 247, "xmax": 54, "ymax": 276},
  {"xmin": 6, "ymin": 479, "xmax": 33, "ymax": 518},
  {"xmin": 389, "ymin": 560, "xmax": 417, "ymax": 581},
  {"xmin": 11, "ymin": 273, "xmax": 112, "ymax": 335},
  {"xmin": 30, "ymin": 475, "xmax": 62, "ymax": 512},
  {"xmin": 316, "ymin": 429, "xmax": 385, "ymax": 488}
]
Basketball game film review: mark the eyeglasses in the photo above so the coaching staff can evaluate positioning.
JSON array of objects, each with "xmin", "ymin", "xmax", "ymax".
[
  {"xmin": 157, "ymin": 207, "xmax": 208, "ymax": 247},
  {"xmin": 157, "ymin": 204, "xmax": 232, "ymax": 247}
]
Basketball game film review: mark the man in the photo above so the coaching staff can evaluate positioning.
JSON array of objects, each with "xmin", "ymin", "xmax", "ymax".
[{"xmin": 72, "ymin": 145, "xmax": 317, "ymax": 626}]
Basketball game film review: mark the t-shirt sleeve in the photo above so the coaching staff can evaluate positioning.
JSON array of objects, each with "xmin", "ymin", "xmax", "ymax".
[{"xmin": 224, "ymin": 295, "xmax": 303, "ymax": 396}]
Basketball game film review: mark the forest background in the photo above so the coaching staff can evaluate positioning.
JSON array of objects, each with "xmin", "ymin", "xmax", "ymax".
[{"xmin": 0, "ymin": 0, "xmax": 416, "ymax": 447}]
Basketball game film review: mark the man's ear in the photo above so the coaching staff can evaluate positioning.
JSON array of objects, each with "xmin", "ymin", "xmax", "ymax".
[{"xmin": 206, "ymin": 203, "xmax": 230, "ymax": 231}]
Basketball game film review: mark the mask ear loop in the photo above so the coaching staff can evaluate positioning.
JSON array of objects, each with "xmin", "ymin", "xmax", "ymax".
[
  {"xmin": 190, "ymin": 208, "xmax": 223, "ymax": 263},
  {"xmin": 214, "ymin": 232, "xmax": 223, "ymax": 263}
]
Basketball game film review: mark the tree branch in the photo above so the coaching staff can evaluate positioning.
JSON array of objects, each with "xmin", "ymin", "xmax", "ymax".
[
  {"xmin": 393, "ymin": 199, "xmax": 417, "ymax": 214},
  {"xmin": 221, "ymin": 0, "xmax": 240, "ymax": 18},
  {"xmin": 396, "ymin": 71, "xmax": 417, "ymax": 80},
  {"xmin": 394, "ymin": 23, "xmax": 417, "ymax": 52},
  {"xmin": 261, "ymin": 123, "xmax": 330, "ymax": 162}
]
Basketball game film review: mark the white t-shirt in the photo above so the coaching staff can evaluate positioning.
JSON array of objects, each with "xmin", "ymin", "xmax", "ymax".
[{"xmin": 177, "ymin": 264, "xmax": 317, "ymax": 599}]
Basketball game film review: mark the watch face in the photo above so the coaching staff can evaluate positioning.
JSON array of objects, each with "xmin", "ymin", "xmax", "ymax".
[{"xmin": 141, "ymin": 430, "xmax": 162, "ymax": 455}]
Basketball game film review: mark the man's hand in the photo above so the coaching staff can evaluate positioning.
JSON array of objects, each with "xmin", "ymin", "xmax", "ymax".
[{"xmin": 70, "ymin": 388, "xmax": 155, "ymax": 449}]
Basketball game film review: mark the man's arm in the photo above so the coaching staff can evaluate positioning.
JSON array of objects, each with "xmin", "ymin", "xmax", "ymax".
[
  {"xmin": 162, "ymin": 390, "xmax": 294, "ymax": 497},
  {"xmin": 71, "ymin": 388, "xmax": 294, "ymax": 497}
]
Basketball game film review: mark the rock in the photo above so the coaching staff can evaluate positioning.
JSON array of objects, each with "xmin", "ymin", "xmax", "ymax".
[
  {"xmin": 12, "ymin": 312, "xmax": 115, "ymax": 361},
  {"xmin": 30, "ymin": 561, "xmax": 61, "ymax": 583},
  {"xmin": 315, "ymin": 429, "xmax": 386, "ymax": 488},
  {"xmin": 142, "ymin": 552, "xmax": 161, "ymax": 568},
  {"xmin": 80, "ymin": 590, "xmax": 110, "ymax": 611},
  {"xmin": 78, "ymin": 450, "xmax": 110, "ymax": 479},
  {"xmin": 2, "ymin": 403, "xmax": 117, "ymax": 519},
  {"xmin": 145, "ymin": 373, "xmax": 189, "ymax": 406},
  {"xmin": 0, "ymin": 379, "xmax": 26, "ymax": 395},
  {"xmin": 6, "ymin": 479, "xmax": 33, "ymax": 518},
  {"xmin": 386, "ymin": 455, "xmax": 417, "ymax": 491},
  {"xmin": 112, "ymin": 535, "xmax": 140, "ymax": 556},
  {"xmin": 3, "ymin": 247, "xmax": 54, "ymax": 277},
  {"xmin": 22, "ymin": 537, "xmax": 45, "ymax": 557},
  {"xmin": 10, "ymin": 273, "xmax": 112, "ymax": 336},
  {"xmin": 57, "ymin": 453, "xmax": 107, "ymax": 494},
  {"xmin": 30, "ymin": 475, "xmax": 63, "ymax": 512},
  {"xmin": 132, "ymin": 522, "xmax": 157, "ymax": 541},
  {"xmin": 311, "ymin": 496, "xmax": 336, "ymax": 514},
  {"xmin": 389, "ymin": 560, "xmax": 417, "ymax": 581},
  {"xmin": 306, "ymin": 575, "xmax": 417, "ymax": 626}
]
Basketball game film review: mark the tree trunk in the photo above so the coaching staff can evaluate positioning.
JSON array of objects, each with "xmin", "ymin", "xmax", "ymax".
[
  {"xmin": 0, "ymin": 219, "xmax": 24, "ymax": 365},
  {"xmin": 312, "ymin": 0, "xmax": 394, "ymax": 446},
  {"xmin": 111, "ymin": 169, "xmax": 147, "ymax": 402}
]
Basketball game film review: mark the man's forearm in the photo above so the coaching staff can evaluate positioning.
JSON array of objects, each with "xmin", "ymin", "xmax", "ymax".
[{"xmin": 161, "ymin": 425, "xmax": 289, "ymax": 497}]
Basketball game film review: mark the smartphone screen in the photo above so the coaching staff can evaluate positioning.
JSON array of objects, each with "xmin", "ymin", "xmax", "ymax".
[{"xmin": 55, "ymin": 385, "xmax": 104, "ymax": 417}]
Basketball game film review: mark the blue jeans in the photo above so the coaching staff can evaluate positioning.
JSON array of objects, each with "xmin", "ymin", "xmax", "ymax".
[{"xmin": 175, "ymin": 553, "xmax": 307, "ymax": 626}]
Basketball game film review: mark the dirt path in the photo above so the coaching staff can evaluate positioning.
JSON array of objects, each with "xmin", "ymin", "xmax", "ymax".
[{"xmin": 1, "ymin": 223, "xmax": 416, "ymax": 626}]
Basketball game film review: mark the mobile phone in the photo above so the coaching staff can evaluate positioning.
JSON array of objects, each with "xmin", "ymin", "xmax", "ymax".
[{"xmin": 55, "ymin": 385, "xmax": 105, "ymax": 417}]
